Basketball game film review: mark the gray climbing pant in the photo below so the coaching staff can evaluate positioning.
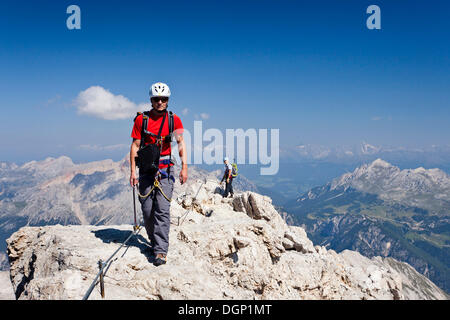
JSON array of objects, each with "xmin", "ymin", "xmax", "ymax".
[{"xmin": 138, "ymin": 171, "xmax": 174, "ymax": 255}]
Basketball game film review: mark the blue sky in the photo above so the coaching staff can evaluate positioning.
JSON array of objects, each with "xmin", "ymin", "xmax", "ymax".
[{"xmin": 0, "ymin": 0, "xmax": 449, "ymax": 164}]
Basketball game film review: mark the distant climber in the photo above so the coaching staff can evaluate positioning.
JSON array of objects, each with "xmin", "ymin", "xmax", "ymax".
[
  {"xmin": 129, "ymin": 82, "xmax": 188, "ymax": 266},
  {"xmin": 220, "ymin": 157, "xmax": 234, "ymax": 198}
]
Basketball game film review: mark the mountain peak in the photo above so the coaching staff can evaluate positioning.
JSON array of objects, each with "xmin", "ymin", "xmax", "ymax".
[
  {"xmin": 6, "ymin": 187, "xmax": 447, "ymax": 300},
  {"xmin": 329, "ymin": 159, "xmax": 450, "ymax": 213}
]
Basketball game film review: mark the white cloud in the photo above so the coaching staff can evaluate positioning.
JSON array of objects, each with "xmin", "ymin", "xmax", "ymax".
[
  {"xmin": 74, "ymin": 86, "xmax": 146, "ymax": 120},
  {"xmin": 371, "ymin": 116, "xmax": 382, "ymax": 121},
  {"xmin": 182, "ymin": 108, "xmax": 189, "ymax": 116}
]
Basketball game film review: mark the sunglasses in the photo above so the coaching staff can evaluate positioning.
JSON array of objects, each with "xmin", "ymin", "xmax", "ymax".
[{"xmin": 151, "ymin": 97, "xmax": 169, "ymax": 102}]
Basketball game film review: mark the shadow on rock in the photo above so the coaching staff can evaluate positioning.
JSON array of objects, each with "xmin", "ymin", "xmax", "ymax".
[
  {"xmin": 214, "ymin": 186, "xmax": 224, "ymax": 195},
  {"xmin": 92, "ymin": 228, "xmax": 155, "ymax": 263}
]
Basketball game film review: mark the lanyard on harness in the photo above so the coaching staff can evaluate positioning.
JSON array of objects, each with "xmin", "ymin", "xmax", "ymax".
[
  {"xmin": 136, "ymin": 165, "xmax": 174, "ymax": 202},
  {"xmin": 136, "ymin": 177, "xmax": 172, "ymax": 202}
]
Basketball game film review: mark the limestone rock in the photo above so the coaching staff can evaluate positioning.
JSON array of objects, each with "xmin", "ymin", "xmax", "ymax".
[
  {"xmin": 4, "ymin": 173, "xmax": 448, "ymax": 300},
  {"xmin": 284, "ymin": 226, "xmax": 315, "ymax": 254},
  {"xmin": 6, "ymin": 190, "xmax": 448, "ymax": 299},
  {"xmin": 232, "ymin": 192, "xmax": 288, "ymax": 232}
]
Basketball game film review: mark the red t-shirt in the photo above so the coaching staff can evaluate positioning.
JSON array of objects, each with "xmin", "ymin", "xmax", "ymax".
[{"xmin": 131, "ymin": 110, "xmax": 184, "ymax": 169}]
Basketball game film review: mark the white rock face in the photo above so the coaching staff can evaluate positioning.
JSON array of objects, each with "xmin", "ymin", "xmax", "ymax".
[{"xmin": 6, "ymin": 186, "xmax": 448, "ymax": 300}]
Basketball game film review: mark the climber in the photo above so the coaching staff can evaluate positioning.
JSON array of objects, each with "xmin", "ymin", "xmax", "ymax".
[
  {"xmin": 220, "ymin": 157, "xmax": 234, "ymax": 198},
  {"xmin": 129, "ymin": 82, "xmax": 188, "ymax": 266}
]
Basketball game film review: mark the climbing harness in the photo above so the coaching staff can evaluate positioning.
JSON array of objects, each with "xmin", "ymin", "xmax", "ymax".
[{"xmin": 134, "ymin": 110, "xmax": 174, "ymax": 176}]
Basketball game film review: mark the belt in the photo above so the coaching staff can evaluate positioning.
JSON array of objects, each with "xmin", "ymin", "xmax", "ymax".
[
  {"xmin": 158, "ymin": 166, "xmax": 175, "ymax": 183},
  {"xmin": 159, "ymin": 155, "xmax": 172, "ymax": 165}
]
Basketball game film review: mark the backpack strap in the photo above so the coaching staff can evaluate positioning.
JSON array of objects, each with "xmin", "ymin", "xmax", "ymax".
[
  {"xmin": 156, "ymin": 111, "xmax": 167, "ymax": 140},
  {"xmin": 137, "ymin": 110, "xmax": 173, "ymax": 149},
  {"xmin": 133, "ymin": 111, "xmax": 142, "ymax": 123},
  {"xmin": 140, "ymin": 112, "xmax": 149, "ymax": 150},
  {"xmin": 166, "ymin": 111, "xmax": 174, "ymax": 143},
  {"xmin": 132, "ymin": 111, "xmax": 147, "ymax": 150},
  {"xmin": 164, "ymin": 111, "xmax": 174, "ymax": 167}
]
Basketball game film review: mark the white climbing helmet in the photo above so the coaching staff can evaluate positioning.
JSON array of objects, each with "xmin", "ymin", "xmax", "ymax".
[{"xmin": 150, "ymin": 82, "xmax": 171, "ymax": 98}]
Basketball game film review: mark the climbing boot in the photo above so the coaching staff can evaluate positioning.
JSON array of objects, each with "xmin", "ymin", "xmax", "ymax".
[{"xmin": 154, "ymin": 253, "xmax": 167, "ymax": 266}]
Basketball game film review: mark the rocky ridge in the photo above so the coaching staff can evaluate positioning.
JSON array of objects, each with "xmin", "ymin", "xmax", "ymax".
[{"xmin": 6, "ymin": 178, "xmax": 448, "ymax": 300}]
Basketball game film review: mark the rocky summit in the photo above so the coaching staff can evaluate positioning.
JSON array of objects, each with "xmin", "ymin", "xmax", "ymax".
[{"xmin": 6, "ymin": 178, "xmax": 448, "ymax": 300}]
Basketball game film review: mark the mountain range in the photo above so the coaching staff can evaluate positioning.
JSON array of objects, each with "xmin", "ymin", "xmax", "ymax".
[
  {"xmin": 284, "ymin": 159, "xmax": 450, "ymax": 292},
  {"xmin": 0, "ymin": 155, "xmax": 257, "ymax": 270},
  {"xmin": 232, "ymin": 143, "xmax": 450, "ymax": 204}
]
